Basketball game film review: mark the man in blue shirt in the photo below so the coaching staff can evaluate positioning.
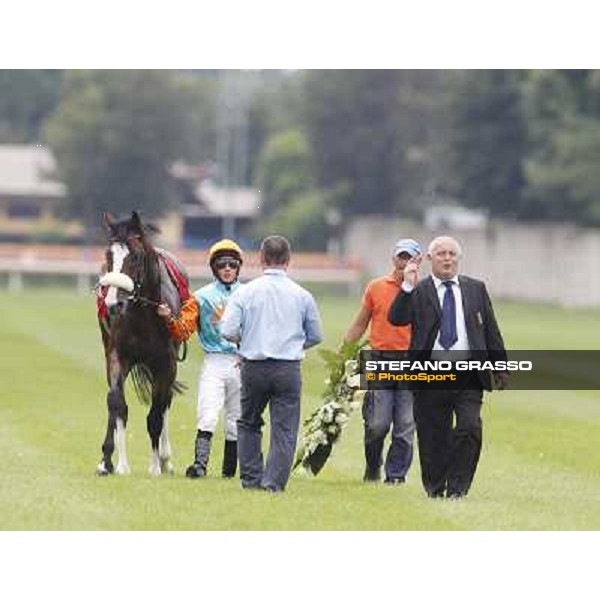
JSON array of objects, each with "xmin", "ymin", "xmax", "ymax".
[{"xmin": 221, "ymin": 235, "xmax": 323, "ymax": 492}]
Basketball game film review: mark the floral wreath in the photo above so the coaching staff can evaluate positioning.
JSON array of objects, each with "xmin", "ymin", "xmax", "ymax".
[{"xmin": 293, "ymin": 340, "xmax": 366, "ymax": 476}]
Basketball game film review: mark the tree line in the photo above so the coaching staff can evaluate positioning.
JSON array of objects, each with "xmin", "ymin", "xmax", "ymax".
[{"xmin": 1, "ymin": 69, "xmax": 599, "ymax": 248}]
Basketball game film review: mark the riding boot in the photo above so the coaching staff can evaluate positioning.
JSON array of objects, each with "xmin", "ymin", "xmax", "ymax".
[
  {"xmin": 185, "ymin": 430, "xmax": 212, "ymax": 478},
  {"xmin": 222, "ymin": 440, "xmax": 238, "ymax": 478}
]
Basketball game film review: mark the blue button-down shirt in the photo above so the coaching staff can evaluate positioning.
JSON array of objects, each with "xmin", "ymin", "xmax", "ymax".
[{"xmin": 220, "ymin": 268, "xmax": 323, "ymax": 360}]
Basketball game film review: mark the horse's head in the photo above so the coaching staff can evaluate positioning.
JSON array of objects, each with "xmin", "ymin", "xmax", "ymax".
[{"xmin": 100, "ymin": 211, "xmax": 161, "ymax": 314}]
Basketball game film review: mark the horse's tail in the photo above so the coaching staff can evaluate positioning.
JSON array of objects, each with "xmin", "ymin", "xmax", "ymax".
[
  {"xmin": 171, "ymin": 380, "xmax": 187, "ymax": 395},
  {"xmin": 130, "ymin": 363, "xmax": 187, "ymax": 406},
  {"xmin": 130, "ymin": 363, "xmax": 154, "ymax": 406}
]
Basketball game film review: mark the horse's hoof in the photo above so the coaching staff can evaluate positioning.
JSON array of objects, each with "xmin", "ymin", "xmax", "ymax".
[
  {"xmin": 148, "ymin": 465, "xmax": 162, "ymax": 477},
  {"xmin": 115, "ymin": 463, "xmax": 131, "ymax": 475},
  {"xmin": 160, "ymin": 457, "xmax": 175, "ymax": 475},
  {"xmin": 96, "ymin": 461, "xmax": 113, "ymax": 476}
]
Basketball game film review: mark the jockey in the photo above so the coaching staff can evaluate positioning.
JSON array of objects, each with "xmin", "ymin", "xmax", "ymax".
[{"xmin": 178, "ymin": 239, "xmax": 245, "ymax": 479}]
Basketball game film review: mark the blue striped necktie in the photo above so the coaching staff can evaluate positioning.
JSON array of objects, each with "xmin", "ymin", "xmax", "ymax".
[{"xmin": 439, "ymin": 281, "xmax": 458, "ymax": 349}]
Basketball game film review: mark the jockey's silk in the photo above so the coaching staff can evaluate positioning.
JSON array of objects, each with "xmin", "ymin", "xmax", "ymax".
[
  {"xmin": 194, "ymin": 279, "xmax": 242, "ymax": 354},
  {"xmin": 166, "ymin": 296, "xmax": 199, "ymax": 343}
]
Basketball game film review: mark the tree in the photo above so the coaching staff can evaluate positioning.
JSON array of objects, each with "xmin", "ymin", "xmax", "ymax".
[
  {"xmin": 255, "ymin": 128, "xmax": 315, "ymax": 216},
  {"xmin": 302, "ymin": 70, "xmax": 401, "ymax": 216},
  {"xmin": 445, "ymin": 70, "xmax": 528, "ymax": 218},
  {"xmin": 44, "ymin": 70, "xmax": 195, "ymax": 234},
  {"xmin": 301, "ymin": 70, "xmax": 444, "ymax": 218},
  {"xmin": 253, "ymin": 128, "xmax": 331, "ymax": 250},
  {"xmin": 522, "ymin": 70, "xmax": 600, "ymax": 224},
  {"xmin": 0, "ymin": 70, "xmax": 64, "ymax": 142}
]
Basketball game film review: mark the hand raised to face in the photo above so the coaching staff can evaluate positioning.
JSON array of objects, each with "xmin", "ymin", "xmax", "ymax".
[{"xmin": 403, "ymin": 255, "xmax": 422, "ymax": 287}]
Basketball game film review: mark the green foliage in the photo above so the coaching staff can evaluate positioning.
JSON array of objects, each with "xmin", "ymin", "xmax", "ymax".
[
  {"xmin": 0, "ymin": 70, "xmax": 64, "ymax": 142},
  {"xmin": 523, "ymin": 70, "xmax": 600, "ymax": 224},
  {"xmin": 254, "ymin": 128, "xmax": 331, "ymax": 250},
  {"xmin": 446, "ymin": 70, "xmax": 528, "ymax": 217},
  {"xmin": 318, "ymin": 339, "xmax": 365, "ymax": 394},
  {"xmin": 4, "ymin": 68, "xmax": 600, "ymax": 230},
  {"xmin": 301, "ymin": 70, "xmax": 443, "ymax": 217},
  {"xmin": 43, "ymin": 71, "xmax": 196, "ymax": 231},
  {"xmin": 255, "ymin": 128, "xmax": 315, "ymax": 216},
  {"xmin": 257, "ymin": 190, "xmax": 330, "ymax": 251}
]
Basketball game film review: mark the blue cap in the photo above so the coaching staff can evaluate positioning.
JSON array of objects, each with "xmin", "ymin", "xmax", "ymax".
[{"xmin": 393, "ymin": 238, "xmax": 421, "ymax": 257}]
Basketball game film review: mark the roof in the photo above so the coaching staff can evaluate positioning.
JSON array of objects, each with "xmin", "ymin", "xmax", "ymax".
[
  {"xmin": 182, "ymin": 181, "xmax": 260, "ymax": 218},
  {"xmin": 0, "ymin": 145, "xmax": 66, "ymax": 198}
]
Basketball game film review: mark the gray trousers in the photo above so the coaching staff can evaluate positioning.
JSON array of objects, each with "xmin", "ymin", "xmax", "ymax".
[{"xmin": 237, "ymin": 359, "xmax": 302, "ymax": 492}]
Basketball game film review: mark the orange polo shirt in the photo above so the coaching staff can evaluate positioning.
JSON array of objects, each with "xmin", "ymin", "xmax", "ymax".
[{"xmin": 363, "ymin": 275, "xmax": 411, "ymax": 351}]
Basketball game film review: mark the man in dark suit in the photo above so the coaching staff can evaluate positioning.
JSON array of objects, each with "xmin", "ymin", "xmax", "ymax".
[{"xmin": 388, "ymin": 236, "xmax": 507, "ymax": 499}]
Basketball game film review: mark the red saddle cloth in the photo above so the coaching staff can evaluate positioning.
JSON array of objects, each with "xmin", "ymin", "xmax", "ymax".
[
  {"xmin": 158, "ymin": 250, "xmax": 190, "ymax": 303},
  {"xmin": 96, "ymin": 250, "xmax": 190, "ymax": 321}
]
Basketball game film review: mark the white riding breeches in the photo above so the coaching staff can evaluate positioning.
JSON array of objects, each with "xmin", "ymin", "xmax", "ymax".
[{"xmin": 196, "ymin": 353, "xmax": 241, "ymax": 440}]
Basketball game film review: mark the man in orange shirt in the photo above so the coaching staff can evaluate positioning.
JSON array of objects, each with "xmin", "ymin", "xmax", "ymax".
[{"xmin": 344, "ymin": 238, "xmax": 421, "ymax": 484}]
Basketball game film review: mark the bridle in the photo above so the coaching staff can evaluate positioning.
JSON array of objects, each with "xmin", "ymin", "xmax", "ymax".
[
  {"xmin": 124, "ymin": 243, "xmax": 162, "ymax": 309},
  {"xmin": 104, "ymin": 236, "xmax": 162, "ymax": 311}
]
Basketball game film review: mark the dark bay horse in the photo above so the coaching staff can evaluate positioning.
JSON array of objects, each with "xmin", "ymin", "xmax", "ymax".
[{"xmin": 96, "ymin": 211, "xmax": 188, "ymax": 476}]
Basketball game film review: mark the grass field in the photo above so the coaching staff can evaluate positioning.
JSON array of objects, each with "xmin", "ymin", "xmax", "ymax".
[{"xmin": 1, "ymin": 288, "xmax": 599, "ymax": 530}]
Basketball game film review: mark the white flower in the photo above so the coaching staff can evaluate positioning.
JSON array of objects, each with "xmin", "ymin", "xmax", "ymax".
[
  {"xmin": 347, "ymin": 374, "xmax": 361, "ymax": 389},
  {"xmin": 344, "ymin": 360, "xmax": 358, "ymax": 378},
  {"xmin": 328, "ymin": 425, "xmax": 338, "ymax": 434},
  {"xmin": 300, "ymin": 465, "xmax": 314, "ymax": 477},
  {"xmin": 335, "ymin": 413, "xmax": 349, "ymax": 425}
]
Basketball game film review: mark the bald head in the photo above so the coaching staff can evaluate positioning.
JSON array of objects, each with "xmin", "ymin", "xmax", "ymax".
[
  {"xmin": 427, "ymin": 236, "xmax": 462, "ymax": 280},
  {"xmin": 427, "ymin": 236, "xmax": 462, "ymax": 257}
]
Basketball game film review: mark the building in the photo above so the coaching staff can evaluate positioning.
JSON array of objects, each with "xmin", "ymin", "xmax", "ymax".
[
  {"xmin": 0, "ymin": 146, "xmax": 260, "ymax": 248},
  {"xmin": 0, "ymin": 144, "xmax": 82, "ymax": 242},
  {"xmin": 170, "ymin": 161, "xmax": 260, "ymax": 248}
]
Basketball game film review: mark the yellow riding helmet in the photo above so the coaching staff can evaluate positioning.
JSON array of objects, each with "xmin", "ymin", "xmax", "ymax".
[{"xmin": 208, "ymin": 239, "xmax": 243, "ymax": 264}]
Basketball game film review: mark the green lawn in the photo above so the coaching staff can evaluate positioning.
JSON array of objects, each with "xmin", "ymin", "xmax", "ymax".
[{"xmin": 0, "ymin": 289, "xmax": 599, "ymax": 530}]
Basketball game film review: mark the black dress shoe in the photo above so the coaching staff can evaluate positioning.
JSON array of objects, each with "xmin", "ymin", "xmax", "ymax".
[
  {"xmin": 446, "ymin": 491, "xmax": 466, "ymax": 500},
  {"xmin": 427, "ymin": 491, "xmax": 445, "ymax": 499},
  {"xmin": 384, "ymin": 477, "xmax": 406, "ymax": 485},
  {"xmin": 259, "ymin": 483, "xmax": 284, "ymax": 494}
]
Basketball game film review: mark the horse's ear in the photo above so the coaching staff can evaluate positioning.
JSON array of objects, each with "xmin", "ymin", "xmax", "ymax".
[
  {"xmin": 131, "ymin": 211, "xmax": 143, "ymax": 233},
  {"xmin": 102, "ymin": 212, "xmax": 115, "ymax": 231}
]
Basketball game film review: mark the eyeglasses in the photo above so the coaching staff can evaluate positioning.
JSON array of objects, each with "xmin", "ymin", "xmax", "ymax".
[{"xmin": 214, "ymin": 258, "xmax": 240, "ymax": 270}]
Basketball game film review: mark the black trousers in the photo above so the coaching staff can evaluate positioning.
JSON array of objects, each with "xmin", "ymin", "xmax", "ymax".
[
  {"xmin": 237, "ymin": 359, "xmax": 302, "ymax": 492},
  {"xmin": 413, "ymin": 379, "xmax": 483, "ymax": 497}
]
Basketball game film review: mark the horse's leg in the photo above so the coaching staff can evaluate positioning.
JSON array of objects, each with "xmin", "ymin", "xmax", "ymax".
[
  {"xmin": 97, "ymin": 410, "xmax": 116, "ymax": 475},
  {"xmin": 98, "ymin": 349, "xmax": 130, "ymax": 475},
  {"xmin": 147, "ymin": 399, "xmax": 165, "ymax": 477},
  {"xmin": 159, "ymin": 400, "xmax": 175, "ymax": 475},
  {"xmin": 158, "ymin": 359, "xmax": 178, "ymax": 474}
]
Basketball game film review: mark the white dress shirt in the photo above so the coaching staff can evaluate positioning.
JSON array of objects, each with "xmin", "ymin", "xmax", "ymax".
[{"xmin": 401, "ymin": 274, "xmax": 471, "ymax": 353}]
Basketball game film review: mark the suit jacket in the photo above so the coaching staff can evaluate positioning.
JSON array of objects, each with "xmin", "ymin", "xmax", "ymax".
[{"xmin": 388, "ymin": 275, "xmax": 507, "ymax": 391}]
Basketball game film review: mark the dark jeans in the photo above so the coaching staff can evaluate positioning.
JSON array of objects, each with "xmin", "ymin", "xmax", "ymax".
[
  {"xmin": 237, "ymin": 359, "xmax": 302, "ymax": 492},
  {"xmin": 362, "ymin": 388, "xmax": 415, "ymax": 480},
  {"xmin": 414, "ymin": 381, "xmax": 483, "ymax": 497}
]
